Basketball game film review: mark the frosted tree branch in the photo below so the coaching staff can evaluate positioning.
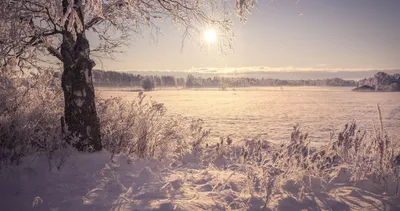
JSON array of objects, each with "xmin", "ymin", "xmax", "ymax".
[{"xmin": 1, "ymin": 0, "xmax": 255, "ymax": 69}]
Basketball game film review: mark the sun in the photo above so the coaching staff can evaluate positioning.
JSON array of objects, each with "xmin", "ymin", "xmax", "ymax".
[{"xmin": 203, "ymin": 29, "xmax": 217, "ymax": 43}]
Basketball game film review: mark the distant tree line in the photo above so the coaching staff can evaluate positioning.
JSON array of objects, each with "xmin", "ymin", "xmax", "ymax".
[
  {"xmin": 184, "ymin": 74, "xmax": 356, "ymax": 88},
  {"xmin": 92, "ymin": 70, "xmax": 185, "ymax": 87},
  {"xmin": 92, "ymin": 69, "xmax": 358, "ymax": 89}
]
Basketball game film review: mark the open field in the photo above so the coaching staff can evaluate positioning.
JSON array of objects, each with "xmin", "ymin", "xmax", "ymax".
[{"xmin": 99, "ymin": 86, "xmax": 400, "ymax": 144}]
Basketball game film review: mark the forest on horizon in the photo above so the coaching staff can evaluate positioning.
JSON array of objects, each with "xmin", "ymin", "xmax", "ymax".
[{"xmin": 91, "ymin": 69, "xmax": 361, "ymax": 88}]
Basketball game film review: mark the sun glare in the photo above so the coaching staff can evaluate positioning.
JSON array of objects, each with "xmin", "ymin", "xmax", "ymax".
[{"xmin": 203, "ymin": 29, "xmax": 217, "ymax": 43}]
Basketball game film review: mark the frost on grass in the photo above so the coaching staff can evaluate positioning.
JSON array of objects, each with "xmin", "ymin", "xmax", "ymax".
[{"xmin": 97, "ymin": 93, "xmax": 210, "ymax": 161}]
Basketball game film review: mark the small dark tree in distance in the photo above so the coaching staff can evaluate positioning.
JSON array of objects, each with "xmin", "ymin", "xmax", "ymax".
[{"xmin": 141, "ymin": 77, "xmax": 155, "ymax": 91}]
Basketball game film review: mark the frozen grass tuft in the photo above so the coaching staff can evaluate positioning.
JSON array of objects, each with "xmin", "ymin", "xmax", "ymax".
[
  {"xmin": 97, "ymin": 93, "xmax": 210, "ymax": 162},
  {"xmin": 196, "ymin": 114, "xmax": 400, "ymax": 209}
]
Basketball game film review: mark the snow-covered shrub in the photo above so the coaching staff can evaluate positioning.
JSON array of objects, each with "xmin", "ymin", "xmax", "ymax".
[
  {"xmin": 243, "ymin": 120, "xmax": 399, "ymax": 207},
  {"xmin": 0, "ymin": 69, "xmax": 67, "ymax": 166},
  {"xmin": 199, "ymin": 118, "xmax": 399, "ymax": 208},
  {"xmin": 97, "ymin": 93, "xmax": 210, "ymax": 161},
  {"xmin": 321, "ymin": 112, "xmax": 400, "ymax": 191}
]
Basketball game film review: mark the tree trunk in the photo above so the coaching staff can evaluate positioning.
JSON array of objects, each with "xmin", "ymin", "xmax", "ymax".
[{"xmin": 60, "ymin": 0, "xmax": 102, "ymax": 151}]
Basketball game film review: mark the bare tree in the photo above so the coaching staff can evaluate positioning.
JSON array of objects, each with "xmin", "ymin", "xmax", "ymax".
[{"xmin": 0, "ymin": 0, "xmax": 255, "ymax": 151}]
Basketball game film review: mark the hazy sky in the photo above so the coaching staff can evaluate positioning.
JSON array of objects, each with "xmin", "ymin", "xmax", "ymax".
[{"xmin": 94, "ymin": 0, "xmax": 400, "ymax": 77}]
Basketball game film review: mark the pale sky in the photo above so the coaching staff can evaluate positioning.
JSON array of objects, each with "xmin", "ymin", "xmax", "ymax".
[{"xmin": 92, "ymin": 0, "xmax": 400, "ymax": 78}]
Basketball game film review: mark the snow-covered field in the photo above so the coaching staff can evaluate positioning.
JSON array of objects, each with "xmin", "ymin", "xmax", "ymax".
[{"xmin": 100, "ymin": 87, "xmax": 400, "ymax": 144}]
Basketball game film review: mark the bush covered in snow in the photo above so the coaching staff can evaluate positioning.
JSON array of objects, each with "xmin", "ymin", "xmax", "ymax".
[
  {"xmin": 197, "ymin": 119, "xmax": 400, "ymax": 208},
  {"xmin": 97, "ymin": 92, "xmax": 210, "ymax": 161},
  {"xmin": 0, "ymin": 69, "xmax": 65, "ymax": 166}
]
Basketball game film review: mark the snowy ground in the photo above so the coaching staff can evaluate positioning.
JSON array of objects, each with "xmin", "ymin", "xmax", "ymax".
[{"xmin": 1, "ymin": 150, "xmax": 399, "ymax": 211}]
